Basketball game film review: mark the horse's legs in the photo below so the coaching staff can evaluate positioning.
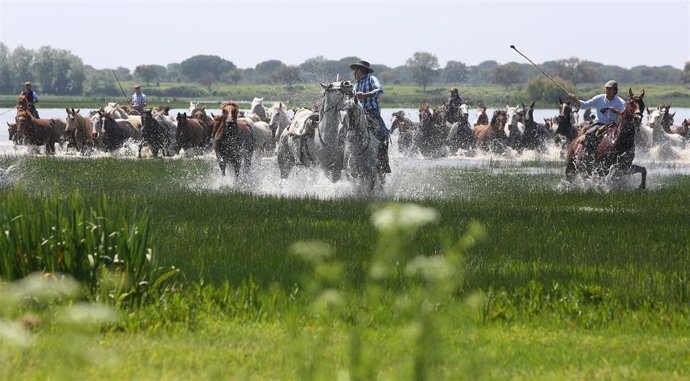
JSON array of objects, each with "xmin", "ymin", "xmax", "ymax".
[{"xmin": 630, "ymin": 164, "xmax": 647, "ymax": 190}]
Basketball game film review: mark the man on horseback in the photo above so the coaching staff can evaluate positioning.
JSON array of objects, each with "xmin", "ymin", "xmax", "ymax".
[
  {"xmin": 568, "ymin": 80, "xmax": 625, "ymax": 153},
  {"xmin": 350, "ymin": 60, "xmax": 391, "ymax": 178},
  {"xmin": 21, "ymin": 82, "xmax": 40, "ymax": 118},
  {"xmin": 131, "ymin": 85, "xmax": 147, "ymax": 114},
  {"xmin": 445, "ymin": 88, "xmax": 467, "ymax": 124}
]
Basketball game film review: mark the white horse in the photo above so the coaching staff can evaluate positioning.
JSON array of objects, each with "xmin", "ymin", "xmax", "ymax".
[
  {"xmin": 268, "ymin": 102, "xmax": 291, "ymax": 148},
  {"xmin": 647, "ymin": 106, "xmax": 684, "ymax": 159},
  {"xmin": 276, "ymin": 80, "xmax": 352, "ymax": 181},
  {"xmin": 504, "ymin": 105, "xmax": 524, "ymax": 151},
  {"xmin": 247, "ymin": 97, "xmax": 269, "ymax": 123},
  {"xmin": 341, "ymin": 98, "xmax": 379, "ymax": 192},
  {"xmin": 237, "ymin": 117, "xmax": 274, "ymax": 156}
]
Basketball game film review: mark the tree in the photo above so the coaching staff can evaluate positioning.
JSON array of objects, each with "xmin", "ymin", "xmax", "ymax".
[
  {"xmin": 255, "ymin": 60, "xmax": 285, "ymax": 83},
  {"xmin": 273, "ymin": 65, "xmax": 301, "ymax": 88},
  {"xmin": 683, "ymin": 62, "xmax": 690, "ymax": 85},
  {"xmin": 0, "ymin": 43, "xmax": 12, "ymax": 93},
  {"xmin": 180, "ymin": 55, "xmax": 236, "ymax": 89},
  {"xmin": 406, "ymin": 52, "xmax": 439, "ymax": 92},
  {"xmin": 441, "ymin": 60, "xmax": 468, "ymax": 84},
  {"xmin": 134, "ymin": 64, "xmax": 162, "ymax": 85},
  {"xmin": 492, "ymin": 62, "xmax": 525, "ymax": 89}
]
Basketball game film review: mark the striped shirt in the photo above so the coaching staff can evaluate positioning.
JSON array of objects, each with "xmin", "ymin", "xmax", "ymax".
[
  {"xmin": 132, "ymin": 92, "xmax": 147, "ymax": 108},
  {"xmin": 354, "ymin": 74, "xmax": 384, "ymax": 114}
]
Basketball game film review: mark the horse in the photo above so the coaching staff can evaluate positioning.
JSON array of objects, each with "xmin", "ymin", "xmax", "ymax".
[
  {"xmin": 417, "ymin": 104, "xmax": 448, "ymax": 158},
  {"xmin": 445, "ymin": 103, "xmax": 475, "ymax": 153},
  {"xmin": 520, "ymin": 102, "xmax": 551, "ymax": 152},
  {"xmin": 389, "ymin": 110, "xmax": 419, "ymax": 156},
  {"xmin": 341, "ymin": 98, "xmax": 379, "ymax": 192},
  {"xmin": 503, "ymin": 105, "xmax": 524, "ymax": 152},
  {"xmin": 237, "ymin": 116, "xmax": 273, "ymax": 156},
  {"xmin": 473, "ymin": 105, "xmax": 489, "ymax": 127},
  {"xmin": 211, "ymin": 103, "xmax": 255, "ymax": 178},
  {"xmin": 175, "ymin": 112, "xmax": 206, "ymax": 155},
  {"xmin": 645, "ymin": 105, "xmax": 684, "ymax": 159},
  {"xmin": 276, "ymin": 81, "xmax": 351, "ymax": 181},
  {"xmin": 565, "ymin": 88, "xmax": 647, "ymax": 190},
  {"xmin": 140, "ymin": 109, "xmax": 176, "ymax": 157},
  {"xmin": 248, "ymin": 97, "xmax": 269, "ymax": 123},
  {"xmin": 474, "ymin": 109, "xmax": 508, "ymax": 153},
  {"xmin": 14, "ymin": 110, "xmax": 58, "ymax": 154},
  {"xmin": 554, "ymin": 98, "xmax": 582, "ymax": 154},
  {"xmin": 99, "ymin": 110, "xmax": 137, "ymax": 152},
  {"xmin": 64, "ymin": 108, "xmax": 95, "ymax": 154},
  {"xmin": 276, "ymin": 108, "xmax": 319, "ymax": 178},
  {"xmin": 7, "ymin": 121, "xmax": 20, "ymax": 146},
  {"xmin": 268, "ymin": 102, "xmax": 292, "ymax": 148}
]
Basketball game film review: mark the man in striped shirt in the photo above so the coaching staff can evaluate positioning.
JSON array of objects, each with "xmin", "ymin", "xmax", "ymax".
[{"xmin": 350, "ymin": 60, "xmax": 391, "ymax": 177}]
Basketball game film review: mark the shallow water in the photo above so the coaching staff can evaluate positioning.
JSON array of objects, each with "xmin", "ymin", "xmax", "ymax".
[{"xmin": 3, "ymin": 107, "xmax": 690, "ymax": 199}]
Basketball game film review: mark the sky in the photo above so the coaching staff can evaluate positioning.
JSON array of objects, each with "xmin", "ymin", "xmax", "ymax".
[{"xmin": 1, "ymin": 0, "xmax": 688, "ymax": 72}]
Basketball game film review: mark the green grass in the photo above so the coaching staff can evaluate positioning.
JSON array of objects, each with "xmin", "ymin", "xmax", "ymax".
[
  {"xmin": 1, "ymin": 156, "xmax": 689, "ymax": 380},
  {"xmin": 2, "ymin": 83, "xmax": 689, "ymax": 109}
]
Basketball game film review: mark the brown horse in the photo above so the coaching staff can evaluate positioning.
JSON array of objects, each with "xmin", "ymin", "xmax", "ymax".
[
  {"xmin": 65, "ymin": 108, "xmax": 94, "ymax": 154},
  {"xmin": 7, "ymin": 121, "xmax": 19, "ymax": 145},
  {"xmin": 474, "ymin": 109, "xmax": 507, "ymax": 152},
  {"xmin": 14, "ymin": 110, "xmax": 57, "ymax": 154},
  {"xmin": 176, "ymin": 112, "xmax": 206, "ymax": 154},
  {"xmin": 212, "ymin": 103, "xmax": 255, "ymax": 177},
  {"xmin": 520, "ymin": 102, "xmax": 551, "ymax": 151},
  {"xmin": 417, "ymin": 105, "xmax": 448, "ymax": 158},
  {"xmin": 565, "ymin": 88, "xmax": 646, "ymax": 189}
]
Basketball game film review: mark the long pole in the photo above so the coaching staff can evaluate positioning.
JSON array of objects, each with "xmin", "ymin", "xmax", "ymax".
[
  {"xmin": 510, "ymin": 45, "xmax": 572, "ymax": 95},
  {"xmin": 112, "ymin": 70, "xmax": 128, "ymax": 101}
]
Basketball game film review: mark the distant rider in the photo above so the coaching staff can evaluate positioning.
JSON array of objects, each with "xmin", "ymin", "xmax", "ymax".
[
  {"xmin": 131, "ymin": 85, "xmax": 147, "ymax": 114},
  {"xmin": 21, "ymin": 81, "xmax": 40, "ymax": 118}
]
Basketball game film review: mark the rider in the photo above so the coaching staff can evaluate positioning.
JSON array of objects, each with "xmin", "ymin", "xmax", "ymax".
[
  {"xmin": 350, "ymin": 60, "xmax": 391, "ymax": 177},
  {"xmin": 131, "ymin": 85, "xmax": 147, "ymax": 114},
  {"xmin": 445, "ymin": 87, "xmax": 467, "ymax": 124},
  {"xmin": 21, "ymin": 81, "xmax": 40, "ymax": 118},
  {"xmin": 567, "ymin": 80, "xmax": 625, "ymax": 151}
]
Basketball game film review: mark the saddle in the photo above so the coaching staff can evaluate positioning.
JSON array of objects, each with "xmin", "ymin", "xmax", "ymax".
[
  {"xmin": 287, "ymin": 111, "xmax": 319, "ymax": 137},
  {"xmin": 580, "ymin": 123, "xmax": 613, "ymax": 155}
]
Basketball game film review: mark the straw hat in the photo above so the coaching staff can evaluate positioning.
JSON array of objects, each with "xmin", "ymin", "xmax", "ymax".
[{"xmin": 348, "ymin": 60, "xmax": 374, "ymax": 74}]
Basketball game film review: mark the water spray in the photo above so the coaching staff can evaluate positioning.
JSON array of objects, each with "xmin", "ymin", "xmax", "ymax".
[{"xmin": 510, "ymin": 44, "xmax": 572, "ymax": 95}]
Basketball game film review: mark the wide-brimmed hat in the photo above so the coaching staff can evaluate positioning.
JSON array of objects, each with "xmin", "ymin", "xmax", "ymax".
[
  {"xmin": 450, "ymin": 87, "xmax": 459, "ymax": 94},
  {"xmin": 24, "ymin": 81, "xmax": 31, "ymax": 86},
  {"xmin": 134, "ymin": 84, "xmax": 141, "ymax": 89},
  {"xmin": 349, "ymin": 60, "xmax": 374, "ymax": 74},
  {"xmin": 604, "ymin": 80, "xmax": 618, "ymax": 88}
]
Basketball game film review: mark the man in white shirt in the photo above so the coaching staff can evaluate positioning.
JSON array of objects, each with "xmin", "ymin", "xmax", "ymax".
[{"xmin": 568, "ymin": 80, "xmax": 625, "ymax": 152}]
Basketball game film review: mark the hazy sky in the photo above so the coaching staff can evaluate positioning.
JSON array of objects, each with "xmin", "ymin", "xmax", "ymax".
[{"xmin": 1, "ymin": 0, "xmax": 688, "ymax": 71}]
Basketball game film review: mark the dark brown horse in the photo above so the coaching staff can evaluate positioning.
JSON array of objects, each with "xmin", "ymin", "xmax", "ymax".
[
  {"xmin": 417, "ymin": 105, "xmax": 447, "ymax": 158},
  {"xmin": 565, "ymin": 88, "xmax": 646, "ymax": 189},
  {"xmin": 14, "ymin": 110, "xmax": 57, "ymax": 154},
  {"xmin": 211, "ymin": 103, "xmax": 255, "ymax": 177},
  {"xmin": 474, "ymin": 109, "xmax": 507, "ymax": 152},
  {"xmin": 176, "ymin": 112, "xmax": 206, "ymax": 154},
  {"xmin": 390, "ymin": 110, "xmax": 419, "ymax": 156},
  {"xmin": 520, "ymin": 101, "xmax": 551, "ymax": 151},
  {"xmin": 99, "ymin": 110, "xmax": 136, "ymax": 152},
  {"xmin": 554, "ymin": 98, "xmax": 581, "ymax": 148},
  {"xmin": 140, "ymin": 109, "xmax": 175, "ymax": 157}
]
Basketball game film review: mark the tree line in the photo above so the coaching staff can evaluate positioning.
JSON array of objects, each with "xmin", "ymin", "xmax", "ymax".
[{"xmin": 1, "ymin": 43, "xmax": 689, "ymax": 98}]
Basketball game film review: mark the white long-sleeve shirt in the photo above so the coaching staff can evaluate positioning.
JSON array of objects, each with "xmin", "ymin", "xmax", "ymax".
[{"xmin": 579, "ymin": 94, "xmax": 625, "ymax": 124}]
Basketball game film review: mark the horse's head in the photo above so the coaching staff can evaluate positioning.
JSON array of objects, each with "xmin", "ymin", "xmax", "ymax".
[
  {"xmin": 521, "ymin": 101, "xmax": 535, "ymax": 122},
  {"xmin": 625, "ymin": 88, "xmax": 645, "ymax": 127},
  {"xmin": 504, "ymin": 105, "xmax": 520, "ymax": 128},
  {"xmin": 418, "ymin": 105, "xmax": 433, "ymax": 127},
  {"xmin": 490, "ymin": 109, "xmax": 506, "ymax": 128},
  {"xmin": 17, "ymin": 95, "xmax": 29, "ymax": 110},
  {"xmin": 220, "ymin": 101, "xmax": 240, "ymax": 123},
  {"xmin": 7, "ymin": 121, "xmax": 18, "ymax": 141},
  {"xmin": 558, "ymin": 97, "xmax": 572, "ymax": 119}
]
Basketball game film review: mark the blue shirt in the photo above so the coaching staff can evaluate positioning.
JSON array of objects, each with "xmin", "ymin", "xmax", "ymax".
[
  {"xmin": 132, "ymin": 92, "xmax": 147, "ymax": 108},
  {"xmin": 21, "ymin": 89, "xmax": 39, "ymax": 103},
  {"xmin": 354, "ymin": 74, "xmax": 384, "ymax": 114},
  {"xmin": 579, "ymin": 94, "xmax": 625, "ymax": 124}
]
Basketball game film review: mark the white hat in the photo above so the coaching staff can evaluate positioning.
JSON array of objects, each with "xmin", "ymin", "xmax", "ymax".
[{"xmin": 604, "ymin": 80, "xmax": 618, "ymax": 88}]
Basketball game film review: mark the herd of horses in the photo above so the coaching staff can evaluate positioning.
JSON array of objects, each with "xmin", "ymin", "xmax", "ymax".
[
  {"xmin": 7, "ymin": 83, "xmax": 381, "ymax": 192},
  {"xmin": 8, "ymin": 87, "xmax": 684, "ymax": 191}
]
